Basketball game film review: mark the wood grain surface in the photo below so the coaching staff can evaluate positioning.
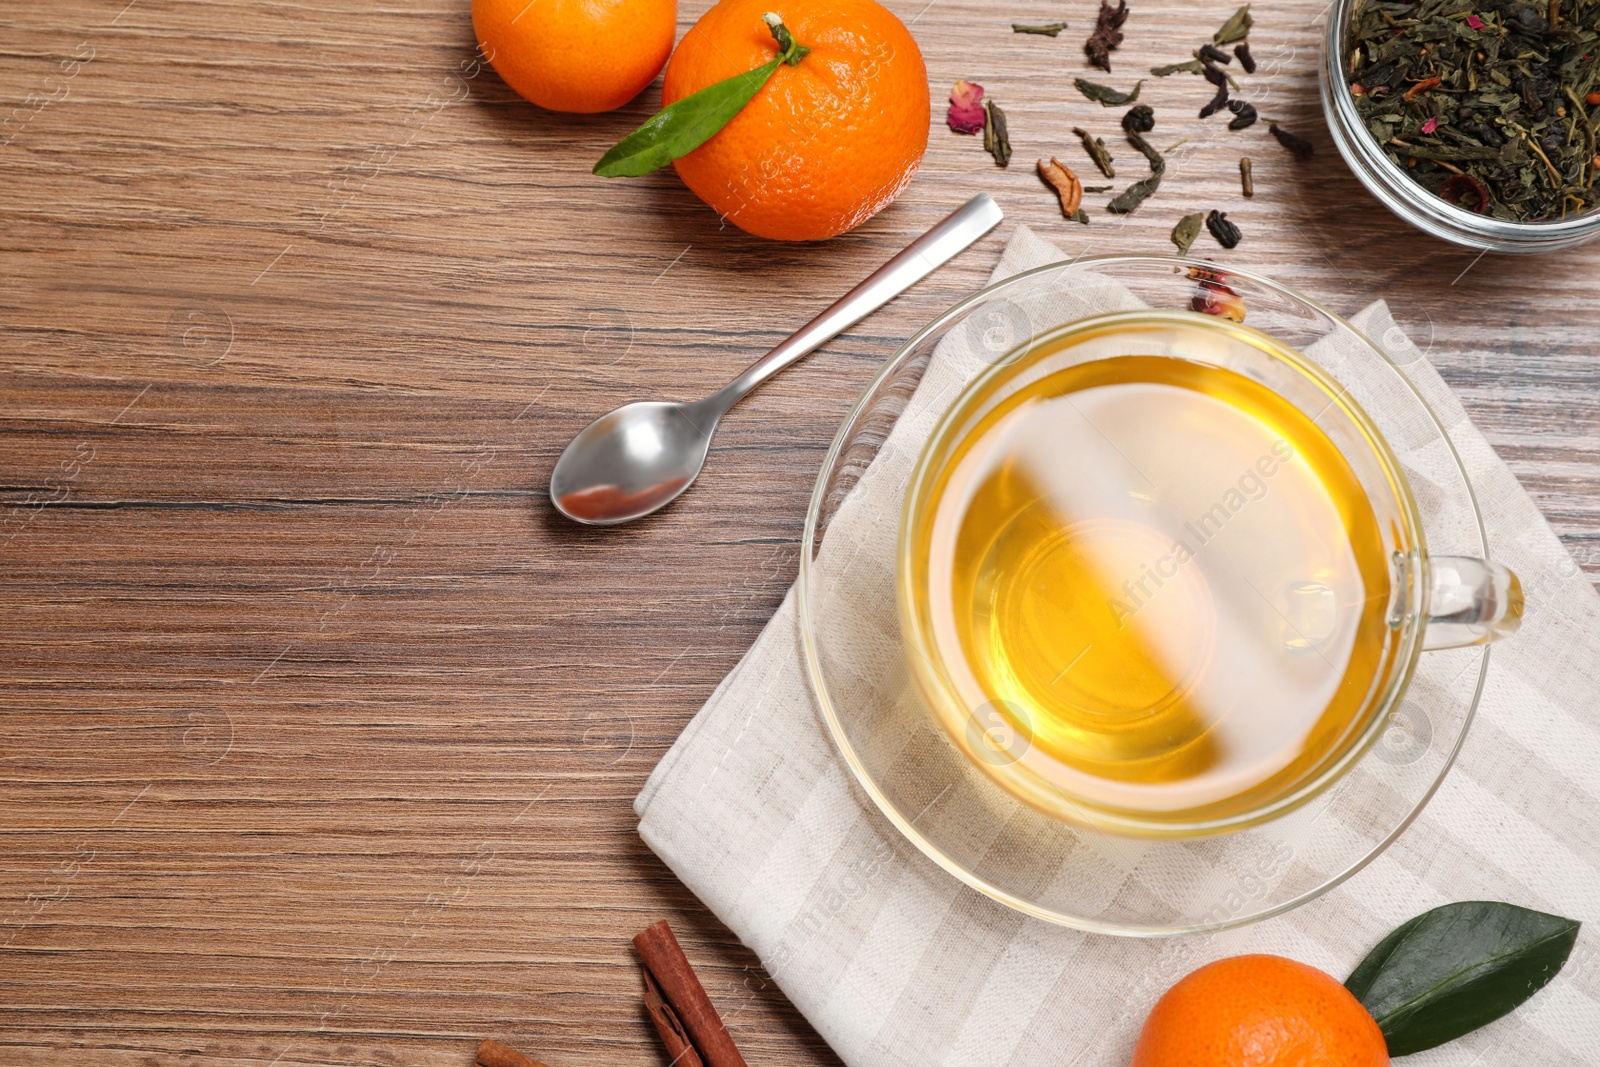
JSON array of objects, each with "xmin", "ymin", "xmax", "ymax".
[{"xmin": 2, "ymin": 0, "xmax": 1597, "ymax": 1065}]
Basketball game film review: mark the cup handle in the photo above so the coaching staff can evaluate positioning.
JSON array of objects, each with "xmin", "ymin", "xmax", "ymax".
[{"xmin": 1422, "ymin": 556, "xmax": 1525, "ymax": 651}]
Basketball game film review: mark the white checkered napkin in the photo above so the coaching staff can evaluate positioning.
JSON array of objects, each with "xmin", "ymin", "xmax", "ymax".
[{"xmin": 634, "ymin": 226, "xmax": 1600, "ymax": 1067}]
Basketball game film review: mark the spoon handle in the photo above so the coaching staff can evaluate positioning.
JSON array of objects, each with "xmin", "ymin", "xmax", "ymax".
[{"xmin": 709, "ymin": 193, "xmax": 1004, "ymax": 410}]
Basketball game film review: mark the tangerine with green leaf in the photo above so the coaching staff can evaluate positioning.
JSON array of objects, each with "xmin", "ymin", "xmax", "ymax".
[{"xmin": 660, "ymin": 0, "xmax": 929, "ymax": 241}]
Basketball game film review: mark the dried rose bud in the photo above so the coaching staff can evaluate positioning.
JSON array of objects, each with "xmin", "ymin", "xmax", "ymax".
[
  {"xmin": 1188, "ymin": 267, "xmax": 1246, "ymax": 322},
  {"xmin": 947, "ymin": 80, "xmax": 986, "ymax": 134}
]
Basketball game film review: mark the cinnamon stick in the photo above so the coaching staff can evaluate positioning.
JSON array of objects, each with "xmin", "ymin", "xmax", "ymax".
[
  {"xmin": 476, "ymin": 1038, "xmax": 551, "ymax": 1067},
  {"xmin": 642, "ymin": 965, "xmax": 705, "ymax": 1067},
  {"xmin": 632, "ymin": 920, "xmax": 748, "ymax": 1067}
]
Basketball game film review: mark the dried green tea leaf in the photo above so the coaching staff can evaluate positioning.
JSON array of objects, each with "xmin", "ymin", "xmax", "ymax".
[
  {"xmin": 1072, "ymin": 126, "xmax": 1116, "ymax": 177},
  {"xmin": 1075, "ymin": 78, "xmax": 1143, "ymax": 106},
  {"xmin": 1151, "ymin": 59, "xmax": 1205, "ymax": 76},
  {"xmin": 1012, "ymin": 21, "xmax": 1069, "ymax": 35},
  {"xmin": 1171, "ymin": 211, "xmax": 1204, "ymax": 254},
  {"xmin": 984, "ymin": 100, "xmax": 1012, "ymax": 167},
  {"xmin": 1213, "ymin": 4, "xmax": 1252, "ymax": 45},
  {"xmin": 1126, "ymin": 130, "xmax": 1166, "ymax": 173},
  {"xmin": 1108, "ymin": 172, "xmax": 1162, "ymax": 213},
  {"xmin": 1072, "ymin": 207, "xmax": 1090, "ymax": 224}
]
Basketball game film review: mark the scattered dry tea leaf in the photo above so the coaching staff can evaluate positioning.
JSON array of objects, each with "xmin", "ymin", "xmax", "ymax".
[
  {"xmin": 1234, "ymin": 43, "xmax": 1257, "ymax": 72},
  {"xmin": 1171, "ymin": 211, "xmax": 1204, "ymax": 254},
  {"xmin": 1152, "ymin": 59, "xmax": 1205, "ymax": 76},
  {"xmin": 1037, "ymin": 157, "xmax": 1084, "ymax": 216},
  {"xmin": 1075, "ymin": 78, "xmax": 1143, "ymax": 105},
  {"xmin": 1214, "ymin": 4, "xmax": 1252, "ymax": 44},
  {"xmin": 1270, "ymin": 123, "xmax": 1315, "ymax": 158},
  {"xmin": 1206, "ymin": 208, "xmax": 1242, "ymax": 247},
  {"xmin": 1122, "ymin": 104, "xmax": 1155, "ymax": 133},
  {"xmin": 1073, "ymin": 126, "xmax": 1116, "ymax": 177},
  {"xmin": 1013, "ymin": 21, "xmax": 1069, "ymax": 35},
  {"xmin": 1227, "ymin": 99, "xmax": 1258, "ymax": 129},
  {"xmin": 984, "ymin": 100, "xmax": 1012, "ymax": 167},
  {"xmin": 1085, "ymin": 0, "xmax": 1129, "ymax": 72},
  {"xmin": 1108, "ymin": 172, "xmax": 1161, "ymax": 212},
  {"xmin": 947, "ymin": 80, "xmax": 986, "ymax": 134},
  {"xmin": 1199, "ymin": 63, "xmax": 1230, "ymax": 118},
  {"xmin": 1199, "ymin": 43, "xmax": 1232, "ymax": 65},
  {"xmin": 1240, "ymin": 156, "xmax": 1254, "ymax": 196}
]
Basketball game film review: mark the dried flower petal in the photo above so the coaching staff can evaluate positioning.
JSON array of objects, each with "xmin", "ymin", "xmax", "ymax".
[
  {"xmin": 1189, "ymin": 267, "xmax": 1246, "ymax": 322},
  {"xmin": 947, "ymin": 80, "xmax": 986, "ymax": 134},
  {"xmin": 1038, "ymin": 157, "xmax": 1084, "ymax": 216},
  {"xmin": 1085, "ymin": 0, "xmax": 1129, "ymax": 72},
  {"xmin": 1171, "ymin": 211, "xmax": 1204, "ymax": 255},
  {"xmin": 1404, "ymin": 76, "xmax": 1442, "ymax": 102},
  {"xmin": 1420, "ymin": 116, "xmax": 1440, "ymax": 134},
  {"xmin": 1440, "ymin": 172, "xmax": 1493, "ymax": 213},
  {"xmin": 1466, "ymin": 14, "xmax": 1487, "ymax": 29}
]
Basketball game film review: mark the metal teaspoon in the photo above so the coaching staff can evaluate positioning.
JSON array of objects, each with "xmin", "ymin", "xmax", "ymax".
[{"xmin": 549, "ymin": 192, "xmax": 1004, "ymax": 525}]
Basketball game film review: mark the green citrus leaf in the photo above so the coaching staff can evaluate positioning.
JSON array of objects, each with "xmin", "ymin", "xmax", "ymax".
[
  {"xmin": 1346, "ymin": 901, "xmax": 1581, "ymax": 1057},
  {"xmin": 594, "ymin": 57, "xmax": 781, "ymax": 178}
]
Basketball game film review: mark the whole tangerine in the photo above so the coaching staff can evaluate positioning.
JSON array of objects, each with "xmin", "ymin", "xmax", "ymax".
[
  {"xmin": 1131, "ymin": 954, "xmax": 1389, "ymax": 1067},
  {"xmin": 661, "ymin": 0, "xmax": 929, "ymax": 241},
  {"xmin": 472, "ymin": 0, "xmax": 677, "ymax": 114}
]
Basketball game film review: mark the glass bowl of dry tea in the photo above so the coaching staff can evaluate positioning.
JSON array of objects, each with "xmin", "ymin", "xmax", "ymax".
[{"xmin": 1322, "ymin": 0, "xmax": 1600, "ymax": 252}]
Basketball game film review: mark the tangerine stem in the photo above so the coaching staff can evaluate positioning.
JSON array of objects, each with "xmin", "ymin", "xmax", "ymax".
[{"xmin": 761, "ymin": 12, "xmax": 811, "ymax": 65}]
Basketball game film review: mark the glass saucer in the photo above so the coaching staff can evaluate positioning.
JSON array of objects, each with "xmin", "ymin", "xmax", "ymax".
[{"xmin": 796, "ymin": 256, "xmax": 1489, "ymax": 936}]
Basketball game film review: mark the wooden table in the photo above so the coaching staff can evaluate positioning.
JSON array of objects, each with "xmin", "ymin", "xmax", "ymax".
[{"xmin": 3, "ymin": 0, "xmax": 1597, "ymax": 1064}]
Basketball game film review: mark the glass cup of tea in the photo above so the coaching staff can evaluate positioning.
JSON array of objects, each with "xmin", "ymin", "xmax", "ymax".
[
  {"xmin": 801, "ymin": 256, "xmax": 1517, "ymax": 931},
  {"xmin": 898, "ymin": 284, "xmax": 1522, "ymax": 839}
]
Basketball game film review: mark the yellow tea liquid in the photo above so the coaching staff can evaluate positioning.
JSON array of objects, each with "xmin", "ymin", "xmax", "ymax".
[{"xmin": 907, "ymin": 350, "xmax": 1397, "ymax": 825}]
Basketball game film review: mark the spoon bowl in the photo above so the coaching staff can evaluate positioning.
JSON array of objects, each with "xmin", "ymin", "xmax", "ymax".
[{"xmin": 551, "ymin": 398, "xmax": 721, "ymax": 525}]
